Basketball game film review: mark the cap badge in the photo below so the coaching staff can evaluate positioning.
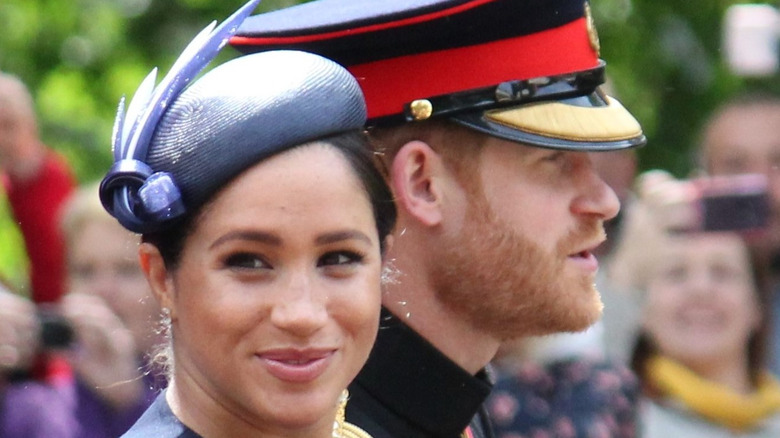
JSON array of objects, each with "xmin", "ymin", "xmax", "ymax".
[
  {"xmin": 409, "ymin": 99, "xmax": 434, "ymax": 121},
  {"xmin": 584, "ymin": 2, "xmax": 600, "ymax": 56}
]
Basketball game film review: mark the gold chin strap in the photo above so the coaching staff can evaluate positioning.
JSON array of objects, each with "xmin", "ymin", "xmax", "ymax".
[{"xmin": 333, "ymin": 390, "xmax": 374, "ymax": 438}]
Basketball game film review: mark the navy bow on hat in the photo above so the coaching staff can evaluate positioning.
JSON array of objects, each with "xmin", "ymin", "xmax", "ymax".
[
  {"xmin": 100, "ymin": 0, "xmax": 367, "ymax": 234},
  {"xmin": 100, "ymin": 0, "xmax": 262, "ymax": 233}
]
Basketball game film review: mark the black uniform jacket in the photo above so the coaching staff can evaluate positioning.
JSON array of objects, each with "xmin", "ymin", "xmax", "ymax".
[{"xmin": 346, "ymin": 308, "xmax": 494, "ymax": 438}]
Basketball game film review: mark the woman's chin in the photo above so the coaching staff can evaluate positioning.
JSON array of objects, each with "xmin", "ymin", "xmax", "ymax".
[{"xmin": 258, "ymin": 390, "xmax": 341, "ymax": 431}]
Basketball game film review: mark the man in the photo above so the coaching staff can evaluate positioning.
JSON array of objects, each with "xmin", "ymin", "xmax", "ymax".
[
  {"xmin": 230, "ymin": 1, "xmax": 646, "ymax": 437},
  {"xmin": 0, "ymin": 72, "xmax": 75, "ymax": 304},
  {"xmin": 696, "ymin": 93, "xmax": 780, "ymax": 376}
]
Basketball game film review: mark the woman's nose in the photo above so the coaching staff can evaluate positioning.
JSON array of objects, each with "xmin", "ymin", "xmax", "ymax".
[{"xmin": 270, "ymin": 272, "xmax": 328, "ymax": 337}]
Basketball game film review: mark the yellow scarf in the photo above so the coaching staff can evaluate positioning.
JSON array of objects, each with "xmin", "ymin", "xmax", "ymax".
[{"xmin": 647, "ymin": 356, "xmax": 780, "ymax": 431}]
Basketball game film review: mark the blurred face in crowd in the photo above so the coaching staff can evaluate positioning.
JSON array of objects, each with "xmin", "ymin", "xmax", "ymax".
[
  {"xmin": 68, "ymin": 217, "xmax": 158, "ymax": 352},
  {"xmin": 142, "ymin": 144, "xmax": 383, "ymax": 435},
  {"xmin": 0, "ymin": 76, "xmax": 36, "ymax": 157},
  {"xmin": 431, "ymin": 138, "xmax": 620, "ymax": 339},
  {"xmin": 642, "ymin": 233, "xmax": 760, "ymax": 372},
  {"xmin": 702, "ymin": 102, "xmax": 780, "ymax": 250}
]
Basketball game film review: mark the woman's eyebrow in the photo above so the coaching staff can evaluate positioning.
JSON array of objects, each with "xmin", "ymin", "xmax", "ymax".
[
  {"xmin": 209, "ymin": 230, "xmax": 281, "ymax": 249},
  {"xmin": 315, "ymin": 230, "xmax": 373, "ymax": 246}
]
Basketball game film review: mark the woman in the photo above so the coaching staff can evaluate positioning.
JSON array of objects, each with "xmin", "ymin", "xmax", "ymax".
[
  {"xmin": 98, "ymin": 2, "xmax": 396, "ymax": 437},
  {"xmin": 613, "ymin": 171, "xmax": 780, "ymax": 437},
  {"xmin": 60, "ymin": 183, "xmax": 164, "ymax": 436}
]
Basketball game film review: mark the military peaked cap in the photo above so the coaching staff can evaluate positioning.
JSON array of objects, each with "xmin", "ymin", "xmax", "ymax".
[{"xmin": 231, "ymin": 0, "xmax": 646, "ymax": 151}]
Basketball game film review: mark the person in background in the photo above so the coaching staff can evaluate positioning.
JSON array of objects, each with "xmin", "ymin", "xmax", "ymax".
[
  {"xmin": 230, "ymin": 0, "xmax": 647, "ymax": 437},
  {"xmin": 0, "ymin": 65, "xmax": 163, "ymax": 438},
  {"xmin": 488, "ymin": 336, "xmax": 639, "ymax": 438},
  {"xmin": 0, "ymin": 71, "xmax": 75, "ymax": 305},
  {"xmin": 615, "ymin": 171, "xmax": 780, "ymax": 437},
  {"xmin": 0, "ymin": 286, "xmax": 76, "ymax": 437},
  {"xmin": 696, "ymin": 93, "xmax": 780, "ymax": 376},
  {"xmin": 99, "ymin": 2, "xmax": 396, "ymax": 436},
  {"xmin": 1, "ymin": 51, "xmax": 164, "ymax": 438},
  {"xmin": 58, "ymin": 183, "xmax": 164, "ymax": 438}
]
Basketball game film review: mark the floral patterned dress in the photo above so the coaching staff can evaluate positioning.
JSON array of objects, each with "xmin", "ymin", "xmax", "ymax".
[{"xmin": 487, "ymin": 358, "xmax": 640, "ymax": 438}]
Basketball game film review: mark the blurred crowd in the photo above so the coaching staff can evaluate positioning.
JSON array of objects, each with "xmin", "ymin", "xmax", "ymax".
[
  {"xmin": 3, "ymin": 27, "xmax": 780, "ymax": 438},
  {"xmin": 0, "ymin": 72, "xmax": 164, "ymax": 437}
]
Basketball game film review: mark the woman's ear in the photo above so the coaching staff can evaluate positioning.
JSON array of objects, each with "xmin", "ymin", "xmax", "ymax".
[
  {"xmin": 389, "ymin": 140, "xmax": 445, "ymax": 227},
  {"xmin": 139, "ymin": 243, "xmax": 177, "ymax": 320}
]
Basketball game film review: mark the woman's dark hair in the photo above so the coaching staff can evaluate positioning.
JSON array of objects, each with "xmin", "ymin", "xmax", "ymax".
[
  {"xmin": 142, "ymin": 130, "xmax": 396, "ymax": 270},
  {"xmin": 630, "ymin": 243, "xmax": 772, "ymax": 396}
]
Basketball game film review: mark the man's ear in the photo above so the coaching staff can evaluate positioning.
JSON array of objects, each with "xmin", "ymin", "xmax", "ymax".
[
  {"xmin": 389, "ymin": 140, "xmax": 445, "ymax": 227},
  {"xmin": 139, "ymin": 243, "xmax": 177, "ymax": 320}
]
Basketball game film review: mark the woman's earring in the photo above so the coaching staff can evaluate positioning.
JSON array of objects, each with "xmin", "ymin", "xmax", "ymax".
[
  {"xmin": 333, "ymin": 389, "xmax": 349, "ymax": 438},
  {"xmin": 158, "ymin": 307, "xmax": 172, "ymax": 335}
]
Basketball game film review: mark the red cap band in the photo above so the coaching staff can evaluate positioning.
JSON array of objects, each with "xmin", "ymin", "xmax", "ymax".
[{"xmin": 347, "ymin": 18, "xmax": 598, "ymax": 120}]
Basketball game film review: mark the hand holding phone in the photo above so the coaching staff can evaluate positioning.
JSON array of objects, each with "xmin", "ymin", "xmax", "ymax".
[{"xmin": 638, "ymin": 171, "xmax": 769, "ymax": 233}]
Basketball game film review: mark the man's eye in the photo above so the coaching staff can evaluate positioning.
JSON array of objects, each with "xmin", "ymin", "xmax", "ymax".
[
  {"xmin": 224, "ymin": 253, "xmax": 268, "ymax": 270},
  {"xmin": 318, "ymin": 251, "xmax": 364, "ymax": 267},
  {"xmin": 543, "ymin": 152, "xmax": 565, "ymax": 162}
]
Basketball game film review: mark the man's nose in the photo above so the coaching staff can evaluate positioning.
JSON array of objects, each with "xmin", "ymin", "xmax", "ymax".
[{"xmin": 572, "ymin": 165, "xmax": 621, "ymax": 221}]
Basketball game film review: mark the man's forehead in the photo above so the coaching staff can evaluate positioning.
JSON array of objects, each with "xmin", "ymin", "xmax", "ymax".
[{"xmin": 477, "ymin": 135, "xmax": 567, "ymax": 164}]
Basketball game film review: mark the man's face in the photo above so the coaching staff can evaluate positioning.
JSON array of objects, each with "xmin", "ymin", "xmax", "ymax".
[
  {"xmin": 703, "ymin": 102, "xmax": 780, "ymax": 250},
  {"xmin": 430, "ymin": 139, "xmax": 619, "ymax": 340}
]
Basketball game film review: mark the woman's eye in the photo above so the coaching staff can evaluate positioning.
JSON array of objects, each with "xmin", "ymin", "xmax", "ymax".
[
  {"xmin": 318, "ymin": 251, "xmax": 364, "ymax": 267},
  {"xmin": 224, "ymin": 253, "xmax": 268, "ymax": 270},
  {"xmin": 710, "ymin": 263, "xmax": 743, "ymax": 282}
]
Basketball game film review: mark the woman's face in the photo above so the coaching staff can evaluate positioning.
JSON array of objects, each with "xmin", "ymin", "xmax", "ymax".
[
  {"xmin": 642, "ymin": 233, "xmax": 761, "ymax": 368},
  {"xmin": 152, "ymin": 143, "xmax": 383, "ymax": 433}
]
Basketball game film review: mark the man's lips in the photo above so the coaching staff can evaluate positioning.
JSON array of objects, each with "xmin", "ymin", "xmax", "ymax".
[
  {"xmin": 567, "ymin": 241, "xmax": 603, "ymax": 273},
  {"xmin": 257, "ymin": 348, "xmax": 336, "ymax": 383}
]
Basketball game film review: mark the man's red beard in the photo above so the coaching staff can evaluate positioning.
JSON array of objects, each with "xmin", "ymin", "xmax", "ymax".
[{"xmin": 430, "ymin": 189, "xmax": 605, "ymax": 340}]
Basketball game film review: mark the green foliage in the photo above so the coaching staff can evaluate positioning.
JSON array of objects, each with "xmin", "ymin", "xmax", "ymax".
[{"xmin": 596, "ymin": 0, "xmax": 780, "ymax": 177}]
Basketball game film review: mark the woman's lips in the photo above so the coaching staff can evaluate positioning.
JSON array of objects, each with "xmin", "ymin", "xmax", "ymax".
[{"xmin": 257, "ymin": 349, "xmax": 335, "ymax": 383}]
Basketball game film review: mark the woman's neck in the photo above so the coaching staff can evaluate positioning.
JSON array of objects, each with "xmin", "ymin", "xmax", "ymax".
[
  {"xmin": 167, "ymin": 378, "xmax": 336, "ymax": 438},
  {"xmin": 680, "ymin": 353, "xmax": 753, "ymax": 394}
]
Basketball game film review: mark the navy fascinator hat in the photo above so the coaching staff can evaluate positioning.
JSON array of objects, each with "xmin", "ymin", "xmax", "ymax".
[{"xmin": 100, "ymin": 0, "xmax": 367, "ymax": 233}]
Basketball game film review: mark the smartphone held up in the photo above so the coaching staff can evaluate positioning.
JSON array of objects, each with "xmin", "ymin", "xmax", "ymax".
[{"xmin": 644, "ymin": 173, "xmax": 770, "ymax": 234}]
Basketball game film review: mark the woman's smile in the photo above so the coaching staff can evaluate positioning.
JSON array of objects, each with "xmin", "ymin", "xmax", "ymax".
[{"xmin": 257, "ymin": 348, "xmax": 337, "ymax": 383}]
